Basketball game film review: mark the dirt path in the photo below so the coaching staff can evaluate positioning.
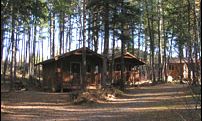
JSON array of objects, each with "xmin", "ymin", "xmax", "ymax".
[{"xmin": 1, "ymin": 83, "xmax": 201, "ymax": 121}]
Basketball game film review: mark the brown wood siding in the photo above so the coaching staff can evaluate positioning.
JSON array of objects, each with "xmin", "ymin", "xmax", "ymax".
[
  {"xmin": 111, "ymin": 70, "xmax": 140, "ymax": 83},
  {"xmin": 42, "ymin": 62, "xmax": 56, "ymax": 90},
  {"xmin": 57, "ymin": 55, "xmax": 102, "ymax": 89},
  {"xmin": 167, "ymin": 63, "xmax": 188, "ymax": 80}
]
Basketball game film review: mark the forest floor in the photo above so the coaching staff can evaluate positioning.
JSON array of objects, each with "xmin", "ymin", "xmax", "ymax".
[{"xmin": 1, "ymin": 83, "xmax": 201, "ymax": 121}]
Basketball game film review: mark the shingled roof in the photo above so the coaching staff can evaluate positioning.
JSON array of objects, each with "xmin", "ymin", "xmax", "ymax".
[
  {"xmin": 109, "ymin": 52, "xmax": 145, "ymax": 66},
  {"xmin": 169, "ymin": 58, "xmax": 200, "ymax": 64},
  {"xmin": 35, "ymin": 47, "xmax": 103, "ymax": 65},
  {"xmin": 35, "ymin": 48, "xmax": 146, "ymax": 66}
]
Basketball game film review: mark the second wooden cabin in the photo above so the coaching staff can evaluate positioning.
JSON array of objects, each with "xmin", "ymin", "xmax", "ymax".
[
  {"xmin": 167, "ymin": 58, "xmax": 200, "ymax": 81},
  {"xmin": 109, "ymin": 52, "xmax": 145, "ymax": 85}
]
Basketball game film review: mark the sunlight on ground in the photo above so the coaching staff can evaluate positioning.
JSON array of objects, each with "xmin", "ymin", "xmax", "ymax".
[
  {"xmin": 2, "ymin": 104, "xmax": 200, "ymax": 112},
  {"xmin": 1, "ymin": 84, "xmax": 201, "ymax": 121},
  {"xmin": 124, "ymin": 91, "xmax": 185, "ymax": 97}
]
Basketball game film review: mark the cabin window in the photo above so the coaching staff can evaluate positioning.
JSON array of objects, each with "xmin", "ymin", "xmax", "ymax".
[
  {"xmin": 169, "ymin": 65, "xmax": 174, "ymax": 70},
  {"xmin": 71, "ymin": 63, "xmax": 80, "ymax": 73}
]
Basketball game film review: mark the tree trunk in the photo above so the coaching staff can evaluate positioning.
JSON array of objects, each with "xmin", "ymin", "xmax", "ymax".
[
  {"xmin": 101, "ymin": 2, "xmax": 109, "ymax": 87},
  {"xmin": 162, "ymin": 6, "xmax": 167, "ymax": 83},
  {"xmin": 192, "ymin": 1, "xmax": 199, "ymax": 85},
  {"xmin": 110, "ymin": 24, "xmax": 116, "ymax": 84},
  {"xmin": 120, "ymin": 2, "xmax": 127, "ymax": 91},
  {"xmin": 62, "ymin": 12, "xmax": 65, "ymax": 54},
  {"xmin": 49, "ymin": 11, "xmax": 52, "ymax": 57},
  {"xmin": 87, "ymin": 12, "xmax": 91, "ymax": 48},
  {"xmin": 31, "ymin": 17, "xmax": 37, "ymax": 82},
  {"xmin": 59, "ymin": 13, "xmax": 62, "ymax": 55},
  {"xmin": 137, "ymin": 25, "xmax": 141, "ymax": 58},
  {"xmin": 52, "ymin": 13, "xmax": 55, "ymax": 57},
  {"xmin": 81, "ymin": 0, "xmax": 87, "ymax": 90},
  {"xmin": 28, "ymin": 24, "xmax": 32, "ymax": 84},
  {"xmin": 93, "ymin": 9, "xmax": 99, "ymax": 53},
  {"xmin": 179, "ymin": 36, "xmax": 184, "ymax": 84},
  {"xmin": 22, "ymin": 31, "xmax": 27, "ymax": 80},
  {"xmin": 145, "ymin": 0, "xmax": 155, "ymax": 83},
  {"xmin": 49, "ymin": 11, "xmax": 55, "ymax": 58},
  {"xmin": 151, "ymin": 5, "xmax": 155, "ymax": 83},
  {"xmin": 68, "ymin": 15, "xmax": 72, "ymax": 52},
  {"xmin": 10, "ymin": 8, "xmax": 15, "ymax": 91},
  {"xmin": 144, "ymin": 31, "xmax": 148, "ymax": 81},
  {"xmin": 157, "ymin": 0, "xmax": 162, "ymax": 82},
  {"xmin": 65, "ymin": 16, "xmax": 69, "ymax": 52},
  {"xmin": 120, "ymin": 29, "xmax": 125, "ymax": 91},
  {"xmin": 13, "ymin": 30, "xmax": 18, "ymax": 86},
  {"xmin": 187, "ymin": 0, "xmax": 192, "ymax": 83},
  {"xmin": 79, "ymin": 9, "xmax": 83, "ymax": 48},
  {"xmin": 179, "ymin": 53, "xmax": 184, "ymax": 84},
  {"xmin": 131, "ymin": 28, "xmax": 135, "ymax": 55},
  {"xmin": 2, "ymin": 40, "xmax": 11, "ymax": 83},
  {"xmin": 1, "ymin": 17, "xmax": 4, "ymax": 64}
]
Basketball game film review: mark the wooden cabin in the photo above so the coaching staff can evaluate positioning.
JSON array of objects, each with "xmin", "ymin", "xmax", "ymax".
[
  {"xmin": 109, "ymin": 52, "xmax": 145, "ymax": 85},
  {"xmin": 36, "ymin": 47, "xmax": 103, "ymax": 92},
  {"xmin": 167, "ymin": 58, "xmax": 188, "ymax": 80},
  {"xmin": 167, "ymin": 58, "xmax": 200, "ymax": 81}
]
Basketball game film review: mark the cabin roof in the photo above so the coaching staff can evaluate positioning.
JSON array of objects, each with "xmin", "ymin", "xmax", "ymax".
[
  {"xmin": 35, "ymin": 47, "xmax": 103, "ymax": 65},
  {"xmin": 169, "ymin": 58, "xmax": 200, "ymax": 64},
  {"xmin": 109, "ymin": 52, "xmax": 145, "ymax": 65},
  {"xmin": 169, "ymin": 58, "xmax": 187, "ymax": 64},
  {"xmin": 35, "ymin": 48, "xmax": 146, "ymax": 66}
]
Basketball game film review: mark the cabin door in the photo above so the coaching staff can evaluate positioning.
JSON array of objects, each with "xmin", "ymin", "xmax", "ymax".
[{"xmin": 70, "ymin": 62, "xmax": 81, "ymax": 85}]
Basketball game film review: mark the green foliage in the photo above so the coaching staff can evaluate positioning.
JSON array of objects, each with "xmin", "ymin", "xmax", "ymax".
[
  {"xmin": 1, "ymin": 0, "xmax": 48, "ymax": 29},
  {"xmin": 87, "ymin": 0, "xmax": 142, "ymax": 39},
  {"xmin": 47, "ymin": 0, "xmax": 77, "ymax": 15}
]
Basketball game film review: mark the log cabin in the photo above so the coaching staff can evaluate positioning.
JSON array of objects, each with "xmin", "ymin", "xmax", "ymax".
[
  {"xmin": 36, "ymin": 47, "xmax": 103, "ymax": 92},
  {"xmin": 167, "ymin": 58, "xmax": 200, "ymax": 81},
  {"xmin": 109, "ymin": 52, "xmax": 145, "ymax": 85}
]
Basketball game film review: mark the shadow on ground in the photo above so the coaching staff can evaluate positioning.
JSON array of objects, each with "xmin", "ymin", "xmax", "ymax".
[{"xmin": 1, "ymin": 83, "xmax": 201, "ymax": 121}]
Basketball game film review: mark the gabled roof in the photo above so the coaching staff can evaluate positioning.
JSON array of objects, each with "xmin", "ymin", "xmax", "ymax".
[
  {"xmin": 169, "ymin": 58, "xmax": 201, "ymax": 64},
  {"xmin": 169, "ymin": 58, "xmax": 187, "ymax": 64},
  {"xmin": 35, "ymin": 48, "xmax": 146, "ymax": 66},
  {"xmin": 59, "ymin": 47, "xmax": 103, "ymax": 59},
  {"xmin": 35, "ymin": 47, "xmax": 103, "ymax": 65},
  {"xmin": 109, "ymin": 52, "xmax": 145, "ymax": 65}
]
